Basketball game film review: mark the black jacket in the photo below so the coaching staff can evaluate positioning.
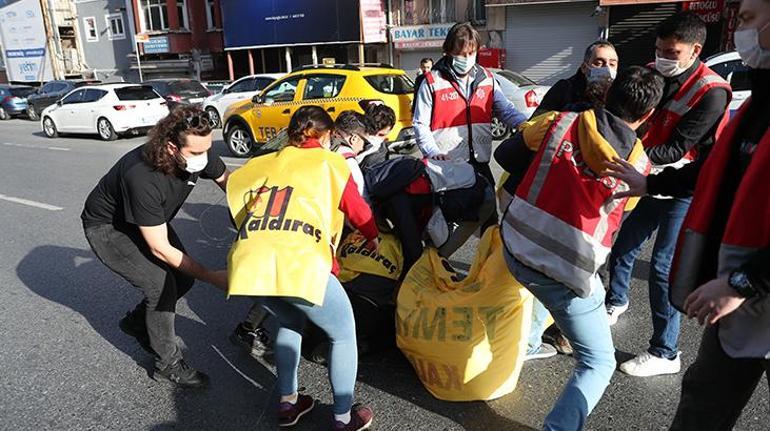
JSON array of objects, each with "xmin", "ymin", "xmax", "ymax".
[{"xmin": 531, "ymin": 70, "xmax": 588, "ymax": 118}]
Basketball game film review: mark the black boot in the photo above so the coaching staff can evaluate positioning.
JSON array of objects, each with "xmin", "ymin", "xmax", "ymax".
[{"xmin": 154, "ymin": 359, "xmax": 209, "ymax": 388}]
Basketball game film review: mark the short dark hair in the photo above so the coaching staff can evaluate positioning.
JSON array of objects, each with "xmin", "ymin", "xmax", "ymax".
[
  {"xmin": 442, "ymin": 22, "xmax": 481, "ymax": 54},
  {"xmin": 287, "ymin": 105, "xmax": 334, "ymax": 145},
  {"xmin": 656, "ymin": 11, "xmax": 707, "ymax": 45},
  {"xmin": 364, "ymin": 104, "xmax": 396, "ymax": 134},
  {"xmin": 420, "ymin": 58, "xmax": 433, "ymax": 65},
  {"xmin": 605, "ymin": 66, "xmax": 664, "ymax": 123},
  {"xmin": 333, "ymin": 110, "xmax": 366, "ymax": 136},
  {"xmin": 583, "ymin": 40, "xmax": 616, "ymax": 63}
]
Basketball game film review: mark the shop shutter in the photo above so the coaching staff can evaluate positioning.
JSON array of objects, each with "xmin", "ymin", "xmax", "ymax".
[
  {"xmin": 608, "ymin": 3, "xmax": 679, "ymax": 67},
  {"xmin": 504, "ymin": 2, "xmax": 601, "ymax": 85}
]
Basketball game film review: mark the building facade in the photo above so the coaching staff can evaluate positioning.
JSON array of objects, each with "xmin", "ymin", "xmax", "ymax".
[{"xmin": 75, "ymin": 0, "xmax": 133, "ymax": 81}]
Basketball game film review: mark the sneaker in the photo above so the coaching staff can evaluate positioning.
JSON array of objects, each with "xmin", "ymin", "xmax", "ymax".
[
  {"xmin": 331, "ymin": 404, "xmax": 374, "ymax": 431},
  {"xmin": 606, "ymin": 302, "xmax": 629, "ymax": 326},
  {"xmin": 524, "ymin": 343, "xmax": 558, "ymax": 361},
  {"xmin": 619, "ymin": 352, "xmax": 681, "ymax": 377},
  {"xmin": 119, "ymin": 311, "xmax": 155, "ymax": 355},
  {"xmin": 154, "ymin": 359, "xmax": 209, "ymax": 388},
  {"xmin": 230, "ymin": 323, "xmax": 273, "ymax": 359},
  {"xmin": 543, "ymin": 332, "xmax": 573, "ymax": 356},
  {"xmin": 278, "ymin": 394, "xmax": 315, "ymax": 427}
]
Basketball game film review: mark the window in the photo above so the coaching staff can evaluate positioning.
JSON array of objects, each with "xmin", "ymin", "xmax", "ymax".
[
  {"xmin": 710, "ymin": 60, "xmax": 752, "ymax": 92},
  {"xmin": 430, "ymin": 0, "xmax": 455, "ymax": 24},
  {"xmin": 254, "ymin": 77, "xmax": 276, "ymax": 92},
  {"xmin": 141, "ymin": 0, "xmax": 168, "ymax": 32},
  {"xmin": 9, "ymin": 87, "xmax": 36, "ymax": 98},
  {"xmin": 168, "ymin": 80, "xmax": 209, "ymax": 97},
  {"xmin": 205, "ymin": 0, "xmax": 217, "ymax": 29},
  {"xmin": 83, "ymin": 17, "xmax": 98, "ymax": 42},
  {"xmin": 40, "ymin": 83, "xmax": 58, "ymax": 93},
  {"xmin": 364, "ymin": 74, "xmax": 414, "ymax": 95},
  {"xmin": 177, "ymin": 0, "xmax": 189, "ymax": 30},
  {"xmin": 83, "ymin": 89, "xmax": 108, "ymax": 103},
  {"xmin": 116, "ymin": 86, "xmax": 162, "ymax": 101},
  {"xmin": 473, "ymin": 0, "xmax": 486, "ymax": 23},
  {"xmin": 227, "ymin": 78, "xmax": 254, "ymax": 93},
  {"xmin": 105, "ymin": 14, "xmax": 126, "ymax": 40},
  {"xmin": 394, "ymin": 0, "xmax": 456, "ymax": 25},
  {"xmin": 303, "ymin": 75, "xmax": 346, "ymax": 100},
  {"xmin": 264, "ymin": 78, "xmax": 300, "ymax": 103},
  {"xmin": 61, "ymin": 90, "xmax": 86, "ymax": 105}
]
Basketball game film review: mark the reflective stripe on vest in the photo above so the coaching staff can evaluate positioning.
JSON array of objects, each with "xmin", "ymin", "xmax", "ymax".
[
  {"xmin": 426, "ymin": 68, "xmax": 494, "ymax": 163},
  {"xmin": 502, "ymin": 112, "xmax": 648, "ymax": 297},
  {"xmin": 643, "ymin": 63, "xmax": 731, "ymax": 164}
]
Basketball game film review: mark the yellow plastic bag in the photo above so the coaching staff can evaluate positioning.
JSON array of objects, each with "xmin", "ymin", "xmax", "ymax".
[{"xmin": 396, "ymin": 226, "xmax": 536, "ymax": 401}]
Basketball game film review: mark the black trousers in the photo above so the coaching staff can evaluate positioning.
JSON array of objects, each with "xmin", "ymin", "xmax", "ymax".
[
  {"xmin": 670, "ymin": 325, "xmax": 770, "ymax": 431},
  {"xmin": 84, "ymin": 223, "xmax": 195, "ymax": 368}
]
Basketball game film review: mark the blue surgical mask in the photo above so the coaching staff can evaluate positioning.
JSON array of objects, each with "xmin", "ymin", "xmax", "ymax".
[
  {"xmin": 734, "ymin": 23, "xmax": 770, "ymax": 70},
  {"xmin": 586, "ymin": 65, "xmax": 617, "ymax": 82},
  {"xmin": 452, "ymin": 53, "xmax": 476, "ymax": 76}
]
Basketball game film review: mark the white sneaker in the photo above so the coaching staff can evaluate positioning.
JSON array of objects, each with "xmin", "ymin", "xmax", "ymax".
[
  {"xmin": 606, "ymin": 302, "xmax": 629, "ymax": 326},
  {"xmin": 620, "ymin": 352, "xmax": 681, "ymax": 377}
]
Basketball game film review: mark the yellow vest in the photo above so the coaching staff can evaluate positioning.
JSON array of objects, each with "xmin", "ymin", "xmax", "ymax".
[
  {"xmin": 337, "ymin": 232, "xmax": 404, "ymax": 283},
  {"xmin": 226, "ymin": 146, "xmax": 351, "ymax": 305}
]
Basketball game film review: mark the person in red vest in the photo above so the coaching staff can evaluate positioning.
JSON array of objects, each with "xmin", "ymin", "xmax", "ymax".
[
  {"xmin": 412, "ymin": 22, "xmax": 526, "ymax": 212},
  {"xmin": 606, "ymin": 0, "xmax": 770, "ymax": 426},
  {"xmin": 604, "ymin": 12, "xmax": 732, "ymax": 378},
  {"xmin": 500, "ymin": 66, "xmax": 662, "ymax": 430}
]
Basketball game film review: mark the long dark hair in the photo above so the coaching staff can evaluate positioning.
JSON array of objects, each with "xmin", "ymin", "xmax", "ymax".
[
  {"xmin": 287, "ymin": 105, "xmax": 333, "ymax": 146},
  {"xmin": 142, "ymin": 105, "xmax": 212, "ymax": 175}
]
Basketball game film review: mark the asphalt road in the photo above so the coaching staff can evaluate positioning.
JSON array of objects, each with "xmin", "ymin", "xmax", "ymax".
[{"xmin": 0, "ymin": 118, "xmax": 766, "ymax": 430}]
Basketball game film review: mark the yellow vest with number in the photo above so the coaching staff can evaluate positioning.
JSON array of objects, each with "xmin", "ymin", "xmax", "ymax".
[{"xmin": 226, "ymin": 146, "xmax": 350, "ymax": 305}]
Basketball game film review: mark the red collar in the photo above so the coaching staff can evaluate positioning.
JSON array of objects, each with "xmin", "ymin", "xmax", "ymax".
[{"xmin": 299, "ymin": 138, "xmax": 324, "ymax": 149}]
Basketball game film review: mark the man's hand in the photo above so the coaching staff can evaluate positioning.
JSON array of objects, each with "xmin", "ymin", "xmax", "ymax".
[
  {"xmin": 604, "ymin": 157, "xmax": 648, "ymax": 199},
  {"xmin": 684, "ymin": 277, "xmax": 746, "ymax": 325},
  {"xmin": 364, "ymin": 237, "xmax": 379, "ymax": 252},
  {"xmin": 431, "ymin": 153, "xmax": 451, "ymax": 161}
]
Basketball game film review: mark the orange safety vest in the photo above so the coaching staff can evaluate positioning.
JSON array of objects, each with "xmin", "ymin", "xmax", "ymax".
[
  {"xmin": 425, "ymin": 67, "xmax": 495, "ymax": 163},
  {"xmin": 670, "ymin": 99, "xmax": 770, "ymax": 359},
  {"xmin": 502, "ymin": 111, "xmax": 650, "ymax": 297},
  {"xmin": 643, "ymin": 62, "xmax": 732, "ymax": 163}
]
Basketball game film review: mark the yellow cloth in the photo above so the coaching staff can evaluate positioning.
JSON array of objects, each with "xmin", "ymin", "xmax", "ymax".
[
  {"xmin": 396, "ymin": 227, "xmax": 538, "ymax": 401},
  {"xmin": 226, "ymin": 146, "xmax": 350, "ymax": 305},
  {"xmin": 337, "ymin": 232, "xmax": 403, "ymax": 283}
]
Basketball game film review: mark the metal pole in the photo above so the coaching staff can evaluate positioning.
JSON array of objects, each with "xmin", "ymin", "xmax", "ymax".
[
  {"xmin": 135, "ymin": 39, "xmax": 143, "ymax": 82},
  {"xmin": 261, "ymin": 49, "xmax": 266, "ymax": 72},
  {"xmin": 312, "ymin": 45, "xmax": 318, "ymax": 66},
  {"xmin": 285, "ymin": 47, "xmax": 292, "ymax": 72},
  {"xmin": 248, "ymin": 49, "xmax": 255, "ymax": 75},
  {"xmin": 386, "ymin": 0, "xmax": 394, "ymax": 66}
]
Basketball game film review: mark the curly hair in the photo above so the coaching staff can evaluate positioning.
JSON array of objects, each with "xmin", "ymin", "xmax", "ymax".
[
  {"xmin": 142, "ymin": 105, "xmax": 212, "ymax": 175},
  {"xmin": 287, "ymin": 105, "xmax": 334, "ymax": 146},
  {"xmin": 363, "ymin": 104, "xmax": 396, "ymax": 135}
]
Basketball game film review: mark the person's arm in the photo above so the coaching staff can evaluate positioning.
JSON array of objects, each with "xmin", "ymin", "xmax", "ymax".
[
  {"xmin": 492, "ymin": 85, "xmax": 528, "ymax": 129},
  {"xmin": 138, "ymin": 223, "xmax": 226, "ymax": 289},
  {"xmin": 346, "ymin": 159, "xmax": 366, "ymax": 197},
  {"xmin": 531, "ymin": 80, "xmax": 571, "ymax": 118},
  {"xmin": 413, "ymin": 78, "xmax": 442, "ymax": 158},
  {"xmin": 200, "ymin": 153, "xmax": 229, "ymax": 192},
  {"xmin": 339, "ymin": 176, "xmax": 379, "ymax": 248},
  {"xmin": 645, "ymin": 88, "xmax": 729, "ymax": 165}
]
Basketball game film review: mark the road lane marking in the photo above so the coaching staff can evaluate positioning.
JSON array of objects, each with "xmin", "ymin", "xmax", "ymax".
[
  {"xmin": 47, "ymin": 146, "xmax": 70, "ymax": 151},
  {"xmin": 0, "ymin": 193, "xmax": 63, "ymax": 211},
  {"xmin": 224, "ymin": 162, "xmax": 244, "ymax": 168},
  {"xmin": 211, "ymin": 344, "xmax": 271, "ymax": 389},
  {"xmin": 3, "ymin": 142, "xmax": 71, "ymax": 151}
]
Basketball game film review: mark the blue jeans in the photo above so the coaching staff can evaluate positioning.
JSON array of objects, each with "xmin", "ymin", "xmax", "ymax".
[
  {"xmin": 506, "ymin": 253, "xmax": 616, "ymax": 431},
  {"xmin": 606, "ymin": 196, "xmax": 691, "ymax": 360},
  {"xmin": 528, "ymin": 299, "xmax": 551, "ymax": 353},
  {"xmin": 260, "ymin": 275, "xmax": 358, "ymax": 415}
]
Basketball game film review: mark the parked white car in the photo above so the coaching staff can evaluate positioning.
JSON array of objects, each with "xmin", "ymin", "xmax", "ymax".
[
  {"xmin": 41, "ymin": 84, "xmax": 169, "ymax": 141},
  {"xmin": 489, "ymin": 69, "xmax": 551, "ymax": 139},
  {"xmin": 704, "ymin": 51, "xmax": 751, "ymax": 115},
  {"xmin": 203, "ymin": 73, "xmax": 283, "ymax": 127}
]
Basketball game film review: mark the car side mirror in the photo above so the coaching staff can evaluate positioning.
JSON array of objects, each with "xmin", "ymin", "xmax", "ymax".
[
  {"xmin": 252, "ymin": 94, "xmax": 263, "ymax": 104},
  {"xmin": 57, "ymin": 99, "xmax": 63, "ymax": 106},
  {"xmin": 222, "ymin": 87, "xmax": 231, "ymax": 94}
]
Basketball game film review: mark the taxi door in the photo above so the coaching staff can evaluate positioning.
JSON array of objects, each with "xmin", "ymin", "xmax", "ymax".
[
  {"xmin": 300, "ymin": 74, "xmax": 348, "ymax": 120},
  {"xmin": 248, "ymin": 76, "xmax": 304, "ymax": 143}
]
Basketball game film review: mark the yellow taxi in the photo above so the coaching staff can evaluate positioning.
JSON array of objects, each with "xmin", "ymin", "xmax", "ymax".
[{"xmin": 222, "ymin": 64, "xmax": 416, "ymax": 157}]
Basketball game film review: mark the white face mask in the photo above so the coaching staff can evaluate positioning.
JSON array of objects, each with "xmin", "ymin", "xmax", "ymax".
[
  {"xmin": 734, "ymin": 23, "xmax": 770, "ymax": 70},
  {"xmin": 183, "ymin": 152, "xmax": 208, "ymax": 174},
  {"xmin": 655, "ymin": 56, "xmax": 687, "ymax": 77},
  {"xmin": 586, "ymin": 65, "xmax": 617, "ymax": 82},
  {"xmin": 452, "ymin": 53, "xmax": 477, "ymax": 76}
]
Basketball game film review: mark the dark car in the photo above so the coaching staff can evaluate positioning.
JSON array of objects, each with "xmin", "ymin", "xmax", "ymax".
[
  {"xmin": 142, "ymin": 79, "xmax": 210, "ymax": 109},
  {"xmin": 0, "ymin": 85, "xmax": 38, "ymax": 120},
  {"xmin": 26, "ymin": 80, "xmax": 99, "ymax": 121}
]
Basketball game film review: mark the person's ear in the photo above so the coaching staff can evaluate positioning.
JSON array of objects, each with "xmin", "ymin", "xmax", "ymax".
[
  {"xmin": 692, "ymin": 43, "xmax": 702, "ymax": 58},
  {"xmin": 166, "ymin": 141, "xmax": 178, "ymax": 156},
  {"xmin": 580, "ymin": 62, "xmax": 589, "ymax": 74}
]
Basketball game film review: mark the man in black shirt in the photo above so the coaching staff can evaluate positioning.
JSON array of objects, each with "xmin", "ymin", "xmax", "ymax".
[
  {"xmin": 606, "ymin": 0, "xmax": 769, "ymax": 424},
  {"xmin": 604, "ymin": 12, "xmax": 731, "ymax": 378},
  {"xmin": 81, "ymin": 106, "xmax": 229, "ymax": 388}
]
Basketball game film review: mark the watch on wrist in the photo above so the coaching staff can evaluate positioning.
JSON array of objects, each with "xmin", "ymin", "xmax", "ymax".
[{"xmin": 728, "ymin": 270, "xmax": 757, "ymax": 298}]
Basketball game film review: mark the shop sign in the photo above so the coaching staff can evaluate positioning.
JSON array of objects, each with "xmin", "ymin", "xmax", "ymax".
[
  {"xmin": 391, "ymin": 23, "xmax": 455, "ymax": 50},
  {"xmin": 682, "ymin": 0, "xmax": 725, "ymax": 24}
]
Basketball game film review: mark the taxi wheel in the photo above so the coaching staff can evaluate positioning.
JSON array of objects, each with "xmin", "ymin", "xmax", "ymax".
[
  {"xmin": 226, "ymin": 124, "xmax": 253, "ymax": 158},
  {"xmin": 206, "ymin": 107, "xmax": 221, "ymax": 128}
]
